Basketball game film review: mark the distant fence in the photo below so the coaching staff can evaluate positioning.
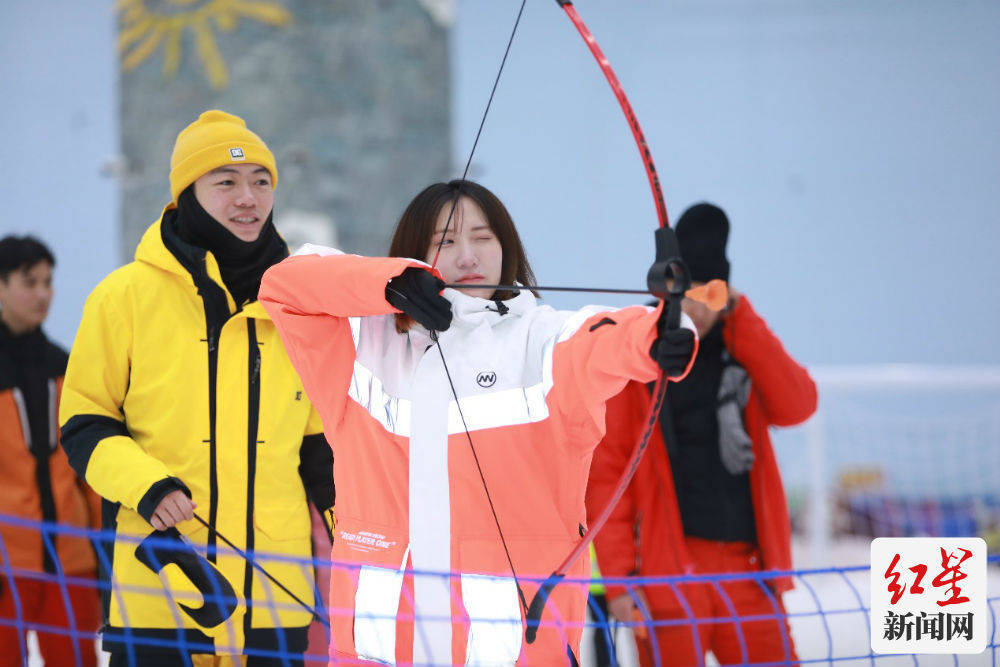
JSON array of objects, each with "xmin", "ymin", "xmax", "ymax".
[{"xmin": 771, "ymin": 365, "xmax": 1000, "ymax": 566}]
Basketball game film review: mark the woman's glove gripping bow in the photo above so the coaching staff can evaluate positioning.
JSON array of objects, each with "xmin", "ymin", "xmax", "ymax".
[
  {"xmin": 385, "ymin": 267, "xmax": 453, "ymax": 332},
  {"xmin": 650, "ymin": 322, "xmax": 695, "ymax": 378}
]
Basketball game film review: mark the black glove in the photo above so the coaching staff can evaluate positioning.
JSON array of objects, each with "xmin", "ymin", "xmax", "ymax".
[
  {"xmin": 650, "ymin": 326, "xmax": 695, "ymax": 378},
  {"xmin": 135, "ymin": 528, "xmax": 239, "ymax": 629},
  {"xmin": 385, "ymin": 267, "xmax": 452, "ymax": 332}
]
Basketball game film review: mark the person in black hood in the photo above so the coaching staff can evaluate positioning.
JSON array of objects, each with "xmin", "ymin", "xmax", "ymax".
[
  {"xmin": 0, "ymin": 235, "xmax": 102, "ymax": 667},
  {"xmin": 589, "ymin": 203, "xmax": 817, "ymax": 667}
]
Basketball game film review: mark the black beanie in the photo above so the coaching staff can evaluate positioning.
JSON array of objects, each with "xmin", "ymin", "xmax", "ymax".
[{"xmin": 674, "ymin": 202, "xmax": 730, "ymax": 283}]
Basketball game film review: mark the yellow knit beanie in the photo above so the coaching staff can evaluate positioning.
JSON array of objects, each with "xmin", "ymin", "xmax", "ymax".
[{"xmin": 169, "ymin": 110, "xmax": 277, "ymax": 203}]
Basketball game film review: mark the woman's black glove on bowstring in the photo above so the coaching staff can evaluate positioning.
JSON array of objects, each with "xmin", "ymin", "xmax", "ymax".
[
  {"xmin": 385, "ymin": 267, "xmax": 453, "ymax": 332},
  {"xmin": 649, "ymin": 309, "xmax": 695, "ymax": 378}
]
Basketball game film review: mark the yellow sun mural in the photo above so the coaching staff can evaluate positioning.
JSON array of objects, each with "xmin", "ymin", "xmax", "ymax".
[{"xmin": 118, "ymin": 0, "xmax": 292, "ymax": 89}]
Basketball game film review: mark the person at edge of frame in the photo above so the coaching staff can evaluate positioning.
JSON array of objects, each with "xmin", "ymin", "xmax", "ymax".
[
  {"xmin": 257, "ymin": 179, "xmax": 699, "ymax": 666},
  {"xmin": 587, "ymin": 203, "xmax": 817, "ymax": 667},
  {"xmin": 0, "ymin": 235, "xmax": 102, "ymax": 667},
  {"xmin": 59, "ymin": 110, "xmax": 335, "ymax": 667}
]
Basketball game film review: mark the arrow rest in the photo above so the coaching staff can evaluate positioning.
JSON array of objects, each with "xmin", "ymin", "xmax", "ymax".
[{"xmin": 647, "ymin": 227, "xmax": 690, "ymax": 330}]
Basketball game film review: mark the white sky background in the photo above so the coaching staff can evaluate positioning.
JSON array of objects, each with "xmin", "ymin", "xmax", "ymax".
[
  {"xmin": 451, "ymin": 0, "xmax": 1000, "ymax": 366},
  {"xmin": 1, "ymin": 1, "xmax": 998, "ymax": 366},
  {"xmin": 0, "ymin": 1, "xmax": 119, "ymax": 352}
]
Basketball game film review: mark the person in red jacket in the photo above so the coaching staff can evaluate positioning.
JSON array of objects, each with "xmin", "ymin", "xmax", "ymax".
[{"xmin": 587, "ymin": 203, "xmax": 817, "ymax": 667}]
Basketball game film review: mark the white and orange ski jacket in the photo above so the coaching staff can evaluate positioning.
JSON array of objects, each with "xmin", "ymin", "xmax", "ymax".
[{"xmin": 258, "ymin": 245, "xmax": 697, "ymax": 666}]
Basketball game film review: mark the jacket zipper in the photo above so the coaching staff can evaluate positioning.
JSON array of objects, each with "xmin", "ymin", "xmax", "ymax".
[
  {"xmin": 200, "ymin": 282, "xmax": 232, "ymax": 567},
  {"xmin": 243, "ymin": 319, "xmax": 261, "ymax": 633},
  {"xmin": 206, "ymin": 325, "xmax": 220, "ymax": 561}
]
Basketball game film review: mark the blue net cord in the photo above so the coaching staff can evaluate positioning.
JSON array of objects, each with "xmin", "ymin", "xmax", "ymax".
[{"xmin": 2, "ymin": 514, "xmax": 998, "ymax": 666}]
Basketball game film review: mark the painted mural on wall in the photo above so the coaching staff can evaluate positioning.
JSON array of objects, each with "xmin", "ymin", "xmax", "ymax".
[
  {"xmin": 119, "ymin": 0, "xmax": 293, "ymax": 90},
  {"xmin": 117, "ymin": 0, "xmax": 451, "ymax": 258}
]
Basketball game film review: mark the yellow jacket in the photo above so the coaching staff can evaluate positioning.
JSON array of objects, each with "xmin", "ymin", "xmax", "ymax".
[{"xmin": 59, "ymin": 211, "xmax": 333, "ymax": 657}]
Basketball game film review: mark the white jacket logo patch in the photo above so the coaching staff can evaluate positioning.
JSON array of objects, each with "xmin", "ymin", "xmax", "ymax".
[{"xmin": 476, "ymin": 371, "xmax": 497, "ymax": 388}]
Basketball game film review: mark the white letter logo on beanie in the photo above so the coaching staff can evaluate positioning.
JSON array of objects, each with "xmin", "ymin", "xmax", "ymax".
[{"xmin": 229, "ymin": 147, "xmax": 246, "ymax": 161}]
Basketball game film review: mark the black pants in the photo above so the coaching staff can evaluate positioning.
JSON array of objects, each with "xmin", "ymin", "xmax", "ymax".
[
  {"xmin": 106, "ymin": 626, "xmax": 310, "ymax": 667},
  {"xmin": 589, "ymin": 591, "xmax": 616, "ymax": 667},
  {"xmin": 108, "ymin": 652, "xmax": 304, "ymax": 667}
]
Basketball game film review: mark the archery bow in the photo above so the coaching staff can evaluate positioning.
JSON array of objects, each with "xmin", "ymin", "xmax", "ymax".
[
  {"xmin": 522, "ymin": 0, "xmax": 691, "ymax": 643},
  {"xmin": 425, "ymin": 0, "xmax": 692, "ymax": 652}
]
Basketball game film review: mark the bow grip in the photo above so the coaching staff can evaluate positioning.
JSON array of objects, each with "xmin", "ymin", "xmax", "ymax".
[
  {"xmin": 524, "ymin": 571, "xmax": 565, "ymax": 644},
  {"xmin": 647, "ymin": 227, "xmax": 690, "ymax": 330}
]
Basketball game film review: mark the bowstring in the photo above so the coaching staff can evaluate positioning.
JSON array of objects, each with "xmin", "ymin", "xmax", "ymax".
[
  {"xmin": 427, "ymin": 0, "xmax": 530, "ymax": 614},
  {"xmin": 191, "ymin": 513, "xmax": 329, "ymax": 626},
  {"xmin": 430, "ymin": 0, "xmax": 528, "ymax": 269}
]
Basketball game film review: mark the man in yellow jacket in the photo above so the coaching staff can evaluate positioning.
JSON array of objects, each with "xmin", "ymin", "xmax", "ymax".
[{"xmin": 60, "ymin": 110, "xmax": 335, "ymax": 667}]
